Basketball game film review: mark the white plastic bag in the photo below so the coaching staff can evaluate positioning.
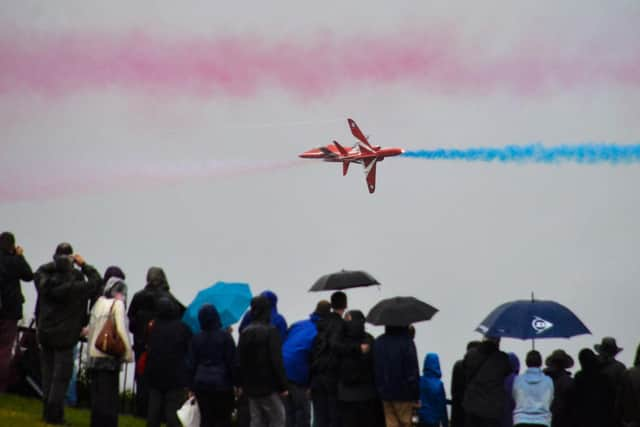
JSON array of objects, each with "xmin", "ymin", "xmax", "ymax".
[{"xmin": 176, "ymin": 397, "xmax": 200, "ymax": 427}]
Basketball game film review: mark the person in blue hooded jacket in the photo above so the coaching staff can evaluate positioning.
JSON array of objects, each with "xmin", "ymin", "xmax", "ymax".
[
  {"xmin": 512, "ymin": 350, "xmax": 553, "ymax": 427},
  {"xmin": 418, "ymin": 353, "xmax": 449, "ymax": 427},
  {"xmin": 239, "ymin": 290, "xmax": 288, "ymax": 340},
  {"xmin": 282, "ymin": 300, "xmax": 331, "ymax": 427}
]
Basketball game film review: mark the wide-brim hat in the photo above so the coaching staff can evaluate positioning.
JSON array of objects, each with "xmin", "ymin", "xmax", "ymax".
[
  {"xmin": 595, "ymin": 337, "xmax": 623, "ymax": 356},
  {"xmin": 545, "ymin": 349, "xmax": 574, "ymax": 369}
]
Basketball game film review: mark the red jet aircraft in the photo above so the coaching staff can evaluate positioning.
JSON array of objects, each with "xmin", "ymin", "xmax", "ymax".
[{"xmin": 299, "ymin": 119, "xmax": 404, "ymax": 193}]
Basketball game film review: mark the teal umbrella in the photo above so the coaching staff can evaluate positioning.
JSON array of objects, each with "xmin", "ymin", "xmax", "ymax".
[{"xmin": 182, "ymin": 281, "xmax": 252, "ymax": 333}]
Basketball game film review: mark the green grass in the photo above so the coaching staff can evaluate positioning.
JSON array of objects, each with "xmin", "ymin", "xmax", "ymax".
[{"xmin": 0, "ymin": 393, "xmax": 146, "ymax": 427}]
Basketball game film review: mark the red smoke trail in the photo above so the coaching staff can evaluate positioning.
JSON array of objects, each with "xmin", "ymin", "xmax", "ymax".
[
  {"xmin": 0, "ymin": 159, "xmax": 304, "ymax": 203},
  {"xmin": 1, "ymin": 31, "xmax": 638, "ymax": 98}
]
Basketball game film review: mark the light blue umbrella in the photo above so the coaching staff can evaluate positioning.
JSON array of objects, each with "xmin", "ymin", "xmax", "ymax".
[{"xmin": 182, "ymin": 281, "xmax": 252, "ymax": 334}]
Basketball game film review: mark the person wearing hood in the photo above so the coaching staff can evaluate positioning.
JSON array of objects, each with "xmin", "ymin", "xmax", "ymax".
[
  {"xmin": 511, "ymin": 350, "xmax": 553, "ymax": 427},
  {"xmin": 570, "ymin": 348, "xmax": 615, "ymax": 427},
  {"xmin": 239, "ymin": 289, "xmax": 288, "ymax": 340},
  {"xmin": 188, "ymin": 304, "xmax": 236, "ymax": 427},
  {"xmin": 616, "ymin": 343, "xmax": 640, "ymax": 426},
  {"xmin": 373, "ymin": 325, "xmax": 420, "ymax": 427},
  {"xmin": 86, "ymin": 277, "xmax": 134, "ymax": 427},
  {"xmin": 502, "ymin": 353, "xmax": 520, "ymax": 427},
  {"xmin": 417, "ymin": 353, "xmax": 449, "ymax": 427},
  {"xmin": 93, "ymin": 266, "xmax": 125, "ymax": 307},
  {"xmin": 282, "ymin": 300, "xmax": 331, "ymax": 427},
  {"xmin": 542, "ymin": 350, "xmax": 574, "ymax": 427},
  {"xmin": 145, "ymin": 296, "xmax": 192, "ymax": 427},
  {"xmin": 336, "ymin": 310, "xmax": 381, "ymax": 427},
  {"xmin": 0, "ymin": 231, "xmax": 34, "ymax": 393},
  {"xmin": 238, "ymin": 296, "xmax": 288, "ymax": 427},
  {"xmin": 35, "ymin": 243, "xmax": 102, "ymax": 425},
  {"xmin": 127, "ymin": 266, "xmax": 184, "ymax": 417}
]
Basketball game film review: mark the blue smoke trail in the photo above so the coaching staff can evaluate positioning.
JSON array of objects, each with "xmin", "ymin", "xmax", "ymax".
[{"xmin": 402, "ymin": 143, "xmax": 640, "ymax": 164}]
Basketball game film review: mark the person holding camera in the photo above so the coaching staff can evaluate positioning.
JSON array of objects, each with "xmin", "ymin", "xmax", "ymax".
[
  {"xmin": 0, "ymin": 231, "xmax": 34, "ymax": 393},
  {"xmin": 35, "ymin": 242, "xmax": 102, "ymax": 425}
]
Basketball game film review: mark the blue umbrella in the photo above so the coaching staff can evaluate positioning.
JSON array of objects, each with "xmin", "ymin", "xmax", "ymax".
[
  {"xmin": 475, "ymin": 298, "xmax": 590, "ymax": 345},
  {"xmin": 182, "ymin": 281, "xmax": 252, "ymax": 334}
]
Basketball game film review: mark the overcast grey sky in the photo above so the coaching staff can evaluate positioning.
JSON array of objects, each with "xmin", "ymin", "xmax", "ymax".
[{"xmin": 1, "ymin": 1, "xmax": 639, "ymax": 388}]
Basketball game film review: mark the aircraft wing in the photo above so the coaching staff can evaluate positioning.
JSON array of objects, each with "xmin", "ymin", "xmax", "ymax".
[
  {"xmin": 363, "ymin": 158, "xmax": 377, "ymax": 193},
  {"xmin": 348, "ymin": 118, "xmax": 374, "ymax": 151}
]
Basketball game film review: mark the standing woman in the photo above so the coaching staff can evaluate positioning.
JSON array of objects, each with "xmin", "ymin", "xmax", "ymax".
[
  {"xmin": 188, "ymin": 304, "xmax": 237, "ymax": 427},
  {"xmin": 86, "ymin": 277, "xmax": 134, "ymax": 427}
]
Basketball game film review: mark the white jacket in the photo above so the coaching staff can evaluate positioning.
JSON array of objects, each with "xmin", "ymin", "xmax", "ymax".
[{"xmin": 86, "ymin": 296, "xmax": 134, "ymax": 363}]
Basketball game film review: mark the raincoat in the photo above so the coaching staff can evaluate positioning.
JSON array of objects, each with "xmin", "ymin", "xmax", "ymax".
[{"xmin": 418, "ymin": 353, "xmax": 449, "ymax": 426}]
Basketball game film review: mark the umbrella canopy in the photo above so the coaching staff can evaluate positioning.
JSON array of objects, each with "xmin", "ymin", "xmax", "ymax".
[
  {"xmin": 366, "ymin": 296, "xmax": 438, "ymax": 326},
  {"xmin": 475, "ymin": 299, "xmax": 590, "ymax": 340},
  {"xmin": 182, "ymin": 281, "xmax": 252, "ymax": 334},
  {"xmin": 309, "ymin": 270, "xmax": 380, "ymax": 292}
]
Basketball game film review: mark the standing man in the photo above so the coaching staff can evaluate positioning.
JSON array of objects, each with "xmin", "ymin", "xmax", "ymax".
[
  {"xmin": 462, "ymin": 336, "xmax": 512, "ymax": 427},
  {"xmin": 35, "ymin": 242, "xmax": 101, "ymax": 425},
  {"xmin": 283, "ymin": 300, "xmax": 331, "ymax": 427},
  {"xmin": 238, "ymin": 296, "xmax": 289, "ymax": 427},
  {"xmin": 373, "ymin": 325, "xmax": 420, "ymax": 427},
  {"xmin": 450, "ymin": 341, "xmax": 481, "ymax": 427},
  {"xmin": 310, "ymin": 291, "xmax": 348, "ymax": 427},
  {"xmin": 0, "ymin": 231, "xmax": 34, "ymax": 393},
  {"xmin": 512, "ymin": 350, "xmax": 554, "ymax": 427}
]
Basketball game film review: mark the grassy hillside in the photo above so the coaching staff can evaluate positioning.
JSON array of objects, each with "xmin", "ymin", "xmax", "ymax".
[{"xmin": 0, "ymin": 393, "xmax": 145, "ymax": 427}]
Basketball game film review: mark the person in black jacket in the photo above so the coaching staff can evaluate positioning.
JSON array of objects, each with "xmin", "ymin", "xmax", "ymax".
[
  {"xmin": 310, "ymin": 291, "xmax": 347, "ymax": 427},
  {"xmin": 127, "ymin": 266, "xmax": 184, "ymax": 417},
  {"xmin": 461, "ymin": 336, "xmax": 512, "ymax": 427},
  {"xmin": 616, "ymin": 343, "xmax": 640, "ymax": 426},
  {"xmin": 543, "ymin": 349, "xmax": 574, "ymax": 427},
  {"xmin": 0, "ymin": 231, "xmax": 33, "ymax": 393},
  {"xmin": 145, "ymin": 297, "xmax": 192, "ymax": 427},
  {"xmin": 373, "ymin": 325, "xmax": 420, "ymax": 427},
  {"xmin": 238, "ymin": 296, "xmax": 288, "ymax": 427},
  {"xmin": 450, "ymin": 341, "xmax": 481, "ymax": 427},
  {"xmin": 595, "ymin": 337, "xmax": 626, "ymax": 409},
  {"xmin": 570, "ymin": 348, "xmax": 616, "ymax": 427},
  {"xmin": 187, "ymin": 303, "xmax": 236, "ymax": 427},
  {"xmin": 336, "ymin": 310, "xmax": 381, "ymax": 427},
  {"xmin": 34, "ymin": 242, "xmax": 101, "ymax": 425}
]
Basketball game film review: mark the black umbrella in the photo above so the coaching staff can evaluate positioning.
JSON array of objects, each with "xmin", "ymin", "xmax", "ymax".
[
  {"xmin": 309, "ymin": 270, "xmax": 380, "ymax": 292},
  {"xmin": 366, "ymin": 296, "xmax": 438, "ymax": 326}
]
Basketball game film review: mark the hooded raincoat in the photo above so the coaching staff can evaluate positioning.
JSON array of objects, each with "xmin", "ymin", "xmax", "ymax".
[
  {"xmin": 512, "ymin": 367, "xmax": 554, "ymax": 426},
  {"xmin": 239, "ymin": 290, "xmax": 288, "ymax": 340},
  {"xmin": 188, "ymin": 304, "xmax": 237, "ymax": 392},
  {"xmin": 418, "ymin": 353, "xmax": 449, "ymax": 426}
]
